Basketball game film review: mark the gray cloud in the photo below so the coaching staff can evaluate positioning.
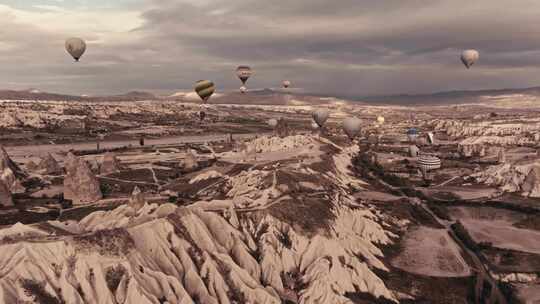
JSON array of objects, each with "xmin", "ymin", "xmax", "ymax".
[{"xmin": 2, "ymin": 0, "xmax": 540, "ymax": 97}]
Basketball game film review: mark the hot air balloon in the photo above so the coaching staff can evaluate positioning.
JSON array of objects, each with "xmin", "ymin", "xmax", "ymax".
[
  {"xmin": 461, "ymin": 49, "xmax": 479, "ymax": 69},
  {"xmin": 377, "ymin": 116, "xmax": 385, "ymax": 125},
  {"xmin": 312, "ymin": 109, "xmax": 329, "ymax": 128},
  {"xmin": 407, "ymin": 128, "xmax": 418, "ymax": 142},
  {"xmin": 65, "ymin": 37, "xmax": 86, "ymax": 61},
  {"xmin": 409, "ymin": 145, "xmax": 419, "ymax": 157},
  {"xmin": 240, "ymin": 86, "xmax": 247, "ymax": 94},
  {"xmin": 236, "ymin": 66, "xmax": 252, "ymax": 85},
  {"xmin": 268, "ymin": 118, "xmax": 278, "ymax": 128},
  {"xmin": 342, "ymin": 117, "xmax": 362, "ymax": 140},
  {"xmin": 311, "ymin": 121, "xmax": 319, "ymax": 130},
  {"xmin": 282, "ymin": 80, "xmax": 291, "ymax": 88},
  {"xmin": 194, "ymin": 80, "xmax": 215, "ymax": 102},
  {"xmin": 417, "ymin": 154, "xmax": 441, "ymax": 173},
  {"xmin": 426, "ymin": 132, "xmax": 435, "ymax": 145}
]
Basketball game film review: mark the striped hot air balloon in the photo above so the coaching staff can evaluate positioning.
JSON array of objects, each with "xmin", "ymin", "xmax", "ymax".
[
  {"xmin": 417, "ymin": 154, "xmax": 441, "ymax": 172},
  {"xmin": 194, "ymin": 80, "xmax": 215, "ymax": 102},
  {"xmin": 236, "ymin": 66, "xmax": 252, "ymax": 85}
]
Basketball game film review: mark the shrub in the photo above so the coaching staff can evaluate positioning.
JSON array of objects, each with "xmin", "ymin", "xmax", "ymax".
[
  {"xmin": 105, "ymin": 264, "xmax": 127, "ymax": 294},
  {"xmin": 168, "ymin": 195, "xmax": 178, "ymax": 204},
  {"xmin": 20, "ymin": 279, "xmax": 65, "ymax": 304}
]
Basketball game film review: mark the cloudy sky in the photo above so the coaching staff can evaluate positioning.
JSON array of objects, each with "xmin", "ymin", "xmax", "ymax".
[{"xmin": 1, "ymin": 0, "xmax": 540, "ymax": 97}]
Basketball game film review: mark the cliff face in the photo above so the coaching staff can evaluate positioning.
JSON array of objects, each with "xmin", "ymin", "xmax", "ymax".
[
  {"xmin": 471, "ymin": 161, "xmax": 540, "ymax": 197},
  {"xmin": 0, "ymin": 135, "xmax": 400, "ymax": 304}
]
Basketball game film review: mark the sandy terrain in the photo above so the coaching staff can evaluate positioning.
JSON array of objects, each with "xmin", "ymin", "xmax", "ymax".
[
  {"xmin": 391, "ymin": 226, "xmax": 471, "ymax": 277},
  {"xmin": 462, "ymin": 219, "xmax": 540, "ymax": 255}
]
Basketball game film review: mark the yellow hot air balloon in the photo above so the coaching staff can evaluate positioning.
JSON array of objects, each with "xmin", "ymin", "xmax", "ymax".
[{"xmin": 194, "ymin": 80, "xmax": 215, "ymax": 102}]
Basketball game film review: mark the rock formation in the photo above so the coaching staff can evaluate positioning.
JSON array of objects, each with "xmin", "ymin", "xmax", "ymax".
[
  {"xmin": 25, "ymin": 160, "xmax": 38, "ymax": 172},
  {"xmin": 522, "ymin": 165, "xmax": 540, "ymax": 197},
  {"xmin": 498, "ymin": 148, "xmax": 506, "ymax": 164},
  {"xmin": 100, "ymin": 152, "xmax": 121, "ymax": 174},
  {"xmin": 0, "ymin": 146, "xmax": 25, "ymax": 178},
  {"xmin": 275, "ymin": 118, "xmax": 291, "ymax": 138},
  {"xmin": 37, "ymin": 153, "xmax": 62, "ymax": 175},
  {"xmin": 63, "ymin": 152, "xmax": 102, "ymax": 204},
  {"xmin": 0, "ymin": 146, "xmax": 25, "ymax": 194},
  {"xmin": 129, "ymin": 186, "xmax": 146, "ymax": 211},
  {"xmin": 0, "ymin": 180, "xmax": 13, "ymax": 207},
  {"xmin": 183, "ymin": 150, "xmax": 199, "ymax": 172}
]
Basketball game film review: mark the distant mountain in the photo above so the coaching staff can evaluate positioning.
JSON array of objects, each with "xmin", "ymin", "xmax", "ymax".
[
  {"xmin": 2, "ymin": 85, "xmax": 540, "ymax": 105},
  {"xmin": 0, "ymin": 89, "xmax": 157, "ymax": 102},
  {"xmin": 354, "ymin": 86, "xmax": 540, "ymax": 105},
  {"xmin": 0, "ymin": 90, "xmax": 83, "ymax": 101}
]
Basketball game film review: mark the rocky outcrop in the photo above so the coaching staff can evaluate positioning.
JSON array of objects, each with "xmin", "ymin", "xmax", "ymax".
[
  {"xmin": 472, "ymin": 161, "xmax": 540, "ymax": 197},
  {"xmin": 243, "ymin": 135, "xmax": 316, "ymax": 154},
  {"xmin": 0, "ymin": 146, "xmax": 25, "ymax": 178},
  {"xmin": 25, "ymin": 160, "xmax": 38, "ymax": 172},
  {"xmin": 0, "ymin": 180, "xmax": 12, "ymax": 207},
  {"xmin": 498, "ymin": 148, "xmax": 506, "ymax": 164},
  {"xmin": 37, "ymin": 153, "xmax": 62, "ymax": 175},
  {"xmin": 129, "ymin": 186, "xmax": 145, "ymax": 211},
  {"xmin": 521, "ymin": 165, "xmax": 540, "ymax": 197},
  {"xmin": 275, "ymin": 118, "xmax": 291, "ymax": 138},
  {"xmin": 0, "ymin": 146, "xmax": 25, "ymax": 194},
  {"xmin": 100, "ymin": 152, "xmax": 121, "ymax": 175},
  {"xmin": 64, "ymin": 152, "xmax": 102, "ymax": 204},
  {"xmin": 435, "ymin": 119, "xmax": 540, "ymax": 139},
  {"xmin": 183, "ymin": 150, "xmax": 199, "ymax": 172}
]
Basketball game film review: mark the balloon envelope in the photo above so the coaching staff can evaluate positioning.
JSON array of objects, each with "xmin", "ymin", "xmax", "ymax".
[
  {"xmin": 377, "ymin": 116, "xmax": 385, "ymax": 124},
  {"xmin": 461, "ymin": 49, "xmax": 479, "ymax": 69},
  {"xmin": 282, "ymin": 80, "xmax": 291, "ymax": 88},
  {"xmin": 194, "ymin": 80, "xmax": 215, "ymax": 102},
  {"xmin": 312, "ymin": 109, "xmax": 329, "ymax": 128},
  {"xmin": 427, "ymin": 132, "xmax": 435, "ymax": 145},
  {"xmin": 342, "ymin": 117, "xmax": 362, "ymax": 140},
  {"xmin": 311, "ymin": 121, "xmax": 319, "ymax": 130},
  {"xmin": 65, "ymin": 37, "xmax": 86, "ymax": 61},
  {"xmin": 417, "ymin": 154, "xmax": 441, "ymax": 172},
  {"xmin": 407, "ymin": 128, "xmax": 418, "ymax": 141},
  {"xmin": 236, "ymin": 66, "xmax": 252, "ymax": 85},
  {"xmin": 268, "ymin": 118, "xmax": 278, "ymax": 128}
]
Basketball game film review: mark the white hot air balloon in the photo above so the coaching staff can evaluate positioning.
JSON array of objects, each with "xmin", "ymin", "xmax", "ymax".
[
  {"xmin": 342, "ymin": 117, "xmax": 362, "ymax": 140},
  {"xmin": 312, "ymin": 109, "xmax": 329, "ymax": 128},
  {"xmin": 268, "ymin": 119, "xmax": 278, "ymax": 128},
  {"xmin": 240, "ymin": 86, "xmax": 247, "ymax": 93},
  {"xmin": 65, "ymin": 37, "xmax": 87, "ymax": 62},
  {"xmin": 377, "ymin": 116, "xmax": 385, "ymax": 125},
  {"xmin": 461, "ymin": 49, "xmax": 479, "ymax": 69},
  {"xmin": 282, "ymin": 80, "xmax": 291, "ymax": 88},
  {"xmin": 311, "ymin": 121, "xmax": 319, "ymax": 130}
]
